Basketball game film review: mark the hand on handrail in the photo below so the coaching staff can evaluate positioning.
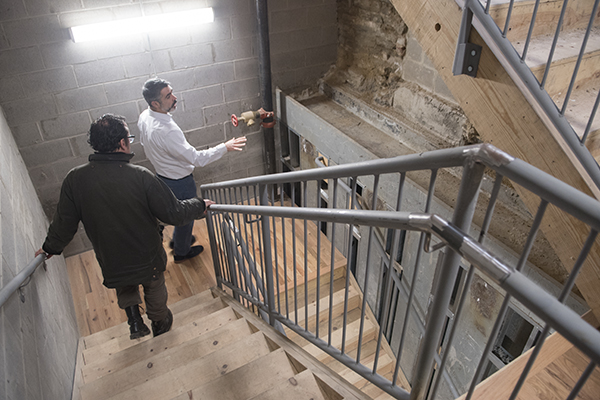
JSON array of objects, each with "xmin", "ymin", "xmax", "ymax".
[{"xmin": 35, "ymin": 248, "xmax": 51, "ymax": 260}]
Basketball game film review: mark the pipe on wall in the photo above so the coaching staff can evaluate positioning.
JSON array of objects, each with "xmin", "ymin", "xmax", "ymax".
[{"xmin": 255, "ymin": 0, "xmax": 277, "ymax": 174}]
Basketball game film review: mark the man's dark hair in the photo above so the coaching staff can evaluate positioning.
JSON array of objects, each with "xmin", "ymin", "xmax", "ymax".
[
  {"xmin": 88, "ymin": 114, "xmax": 128, "ymax": 153},
  {"xmin": 142, "ymin": 77, "xmax": 170, "ymax": 106}
]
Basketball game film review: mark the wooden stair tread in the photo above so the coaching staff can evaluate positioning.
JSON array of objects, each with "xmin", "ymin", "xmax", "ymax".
[
  {"xmin": 85, "ymin": 331, "xmax": 272, "ymax": 400},
  {"xmin": 287, "ymin": 284, "xmax": 361, "ymax": 333},
  {"xmin": 489, "ymin": 0, "xmax": 600, "ymax": 41},
  {"xmin": 302, "ymin": 314, "xmax": 376, "ymax": 360},
  {"xmin": 81, "ymin": 307, "xmax": 243, "ymax": 383},
  {"xmin": 459, "ymin": 328, "xmax": 600, "ymax": 400},
  {"xmin": 247, "ymin": 369, "xmax": 327, "ymax": 400},
  {"xmin": 282, "ymin": 270, "xmax": 349, "ymax": 315},
  {"xmin": 80, "ymin": 317, "xmax": 254, "ymax": 398},
  {"xmin": 82, "ymin": 289, "xmax": 214, "ymax": 349},
  {"xmin": 169, "ymin": 348, "xmax": 299, "ymax": 400},
  {"xmin": 82, "ymin": 296, "xmax": 227, "ymax": 362}
]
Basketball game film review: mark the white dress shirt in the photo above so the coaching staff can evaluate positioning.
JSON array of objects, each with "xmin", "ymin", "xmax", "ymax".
[{"xmin": 137, "ymin": 108, "xmax": 227, "ymax": 180}]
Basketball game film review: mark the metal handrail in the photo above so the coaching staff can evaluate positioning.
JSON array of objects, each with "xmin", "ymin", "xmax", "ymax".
[
  {"xmin": 455, "ymin": 0, "xmax": 600, "ymax": 192},
  {"xmin": 0, "ymin": 254, "xmax": 46, "ymax": 308},
  {"xmin": 202, "ymin": 143, "xmax": 600, "ymax": 399}
]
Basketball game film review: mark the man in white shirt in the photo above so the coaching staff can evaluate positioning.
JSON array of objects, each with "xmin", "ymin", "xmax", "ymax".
[{"xmin": 138, "ymin": 77, "xmax": 246, "ymax": 263}]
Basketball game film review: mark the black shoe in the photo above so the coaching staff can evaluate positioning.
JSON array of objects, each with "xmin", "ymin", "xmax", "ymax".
[
  {"xmin": 124, "ymin": 305, "xmax": 151, "ymax": 340},
  {"xmin": 173, "ymin": 245, "xmax": 204, "ymax": 263},
  {"xmin": 151, "ymin": 309, "xmax": 173, "ymax": 337},
  {"xmin": 169, "ymin": 235, "xmax": 196, "ymax": 250}
]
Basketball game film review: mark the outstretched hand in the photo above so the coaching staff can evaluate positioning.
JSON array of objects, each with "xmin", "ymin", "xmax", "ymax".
[{"xmin": 225, "ymin": 136, "xmax": 247, "ymax": 152}]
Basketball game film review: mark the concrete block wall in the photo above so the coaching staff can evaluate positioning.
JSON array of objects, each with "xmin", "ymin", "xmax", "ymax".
[
  {"xmin": 0, "ymin": 0, "xmax": 337, "ymax": 256},
  {"xmin": 403, "ymin": 31, "xmax": 455, "ymax": 103},
  {"xmin": 1, "ymin": 109, "xmax": 79, "ymax": 400}
]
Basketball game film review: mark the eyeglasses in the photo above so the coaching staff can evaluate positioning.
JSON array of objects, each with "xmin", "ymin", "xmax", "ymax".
[{"xmin": 127, "ymin": 135, "xmax": 135, "ymax": 144}]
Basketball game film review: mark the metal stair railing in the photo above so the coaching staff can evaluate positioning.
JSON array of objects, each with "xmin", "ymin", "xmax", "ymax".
[
  {"xmin": 454, "ymin": 0, "xmax": 600, "ymax": 191},
  {"xmin": 201, "ymin": 143, "xmax": 600, "ymax": 400}
]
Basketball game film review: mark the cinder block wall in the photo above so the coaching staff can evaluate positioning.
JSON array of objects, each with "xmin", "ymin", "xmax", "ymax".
[
  {"xmin": 0, "ymin": 0, "xmax": 337, "ymax": 256},
  {"xmin": 0, "ymin": 108, "xmax": 79, "ymax": 400}
]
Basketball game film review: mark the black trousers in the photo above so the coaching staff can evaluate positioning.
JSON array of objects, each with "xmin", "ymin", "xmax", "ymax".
[{"xmin": 115, "ymin": 271, "xmax": 169, "ymax": 322}]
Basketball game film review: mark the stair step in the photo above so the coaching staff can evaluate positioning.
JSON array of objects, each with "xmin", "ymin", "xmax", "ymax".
[
  {"xmin": 87, "ymin": 331, "xmax": 272, "ymax": 400},
  {"xmin": 302, "ymin": 313, "xmax": 376, "ymax": 361},
  {"xmin": 82, "ymin": 290, "xmax": 214, "ymax": 349},
  {"xmin": 169, "ymin": 347, "xmax": 299, "ymax": 400},
  {"xmin": 338, "ymin": 353, "xmax": 394, "ymax": 388},
  {"xmin": 282, "ymin": 270, "xmax": 349, "ymax": 316},
  {"xmin": 80, "ymin": 306, "xmax": 241, "ymax": 383},
  {"xmin": 81, "ymin": 296, "xmax": 226, "ymax": 365},
  {"xmin": 488, "ymin": 0, "xmax": 600, "ymax": 41},
  {"xmin": 287, "ymin": 284, "xmax": 361, "ymax": 335},
  {"xmin": 247, "ymin": 369, "xmax": 327, "ymax": 400},
  {"xmin": 80, "ymin": 317, "xmax": 254, "ymax": 398}
]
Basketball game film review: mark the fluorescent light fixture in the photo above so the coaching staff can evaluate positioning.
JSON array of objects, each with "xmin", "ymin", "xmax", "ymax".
[{"xmin": 69, "ymin": 7, "xmax": 214, "ymax": 43}]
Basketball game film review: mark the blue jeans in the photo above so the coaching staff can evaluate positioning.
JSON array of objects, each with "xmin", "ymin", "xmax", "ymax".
[{"xmin": 158, "ymin": 174, "xmax": 196, "ymax": 256}]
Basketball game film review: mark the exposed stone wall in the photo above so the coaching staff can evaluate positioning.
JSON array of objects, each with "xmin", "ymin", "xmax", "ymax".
[
  {"xmin": 330, "ymin": 0, "xmax": 479, "ymax": 147},
  {"xmin": 0, "ymin": 0, "xmax": 337, "ymax": 256},
  {"xmin": 335, "ymin": 0, "xmax": 407, "ymax": 106},
  {"xmin": 0, "ymin": 108, "xmax": 79, "ymax": 400}
]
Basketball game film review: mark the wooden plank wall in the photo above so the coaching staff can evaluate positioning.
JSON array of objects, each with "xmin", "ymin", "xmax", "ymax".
[{"xmin": 389, "ymin": 0, "xmax": 600, "ymax": 320}]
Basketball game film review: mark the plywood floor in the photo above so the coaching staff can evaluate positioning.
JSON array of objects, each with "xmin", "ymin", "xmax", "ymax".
[{"xmin": 65, "ymin": 220, "xmax": 216, "ymax": 337}]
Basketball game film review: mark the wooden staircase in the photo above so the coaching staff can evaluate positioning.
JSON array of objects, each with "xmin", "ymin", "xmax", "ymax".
[
  {"xmin": 389, "ymin": 0, "xmax": 600, "ymax": 325},
  {"xmin": 487, "ymin": 0, "xmax": 600, "ymax": 159},
  {"xmin": 222, "ymin": 201, "xmax": 408, "ymax": 399},
  {"xmin": 68, "ymin": 211, "xmax": 408, "ymax": 400},
  {"xmin": 71, "ymin": 288, "xmax": 373, "ymax": 400},
  {"xmin": 383, "ymin": 1, "xmax": 600, "ymax": 398}
]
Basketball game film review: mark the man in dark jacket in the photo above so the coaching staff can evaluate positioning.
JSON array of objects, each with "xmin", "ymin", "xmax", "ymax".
[{"xmin": 35, "ymin": 114, "xmax": 213, "ymax": 340}]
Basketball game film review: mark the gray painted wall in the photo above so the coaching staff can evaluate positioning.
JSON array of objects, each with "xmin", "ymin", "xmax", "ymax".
[
  {"xmin": 0, "ymin": 0, "xmax": 337, "ymax": 256},
  {"xmin": 278, "ymin": 89, "xmax": 589, "ymax": 398},
  {"xmin": 1, "ymin": 109, "xmax": 79, "ymax": 400}
]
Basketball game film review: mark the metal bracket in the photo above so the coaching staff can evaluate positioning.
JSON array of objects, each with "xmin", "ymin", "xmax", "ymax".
[{"xmin": 453, "ymin": 4, "xmax": 482, "ymax": 77}]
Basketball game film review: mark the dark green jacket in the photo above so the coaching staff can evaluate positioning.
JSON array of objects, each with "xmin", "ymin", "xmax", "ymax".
[{"xmin": 42, "ymin": 152, "xmax": 207, "ymax": 288}]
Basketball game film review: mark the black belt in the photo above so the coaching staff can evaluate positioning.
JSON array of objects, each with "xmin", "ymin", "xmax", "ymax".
[{"xmin": 157, "ymin": 173, "xmax": 192, "ymax": 181}]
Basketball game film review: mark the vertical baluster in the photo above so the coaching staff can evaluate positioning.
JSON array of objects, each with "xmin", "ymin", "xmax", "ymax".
[
  {"xmin": 303, "ymin": 181, "xmax": 309, "ymax": 332},
  {"xmin": 292, "ymin": 182, "xmax": 299, "ymax": 325},
  {"xmin": 259, "ymin": 183, "xmax": 276, "ymax": 326},
  {"xmin": 465, "ymin": 199, "xmax": 548, "ymax": 400},
  {"xmin": 565, "ymin": 361, "xmax": 597, "ymax": 400},
  {"xmin": 270, "ymin": 184, "xmax": 281, "ymax": 315},
  {"xmin": 508, "ymin": 228, "xmax": 598, "ymax": 400},
  {"xmin": 428, "ymin": 175, "xmax": 503, "ymax": 399},
  {"xmin": 540, "ymin": 0, "xmax": 570, "ymax": 90},
  {"xmin": 357, "ymin": 174, "xmax": 382, "ymax": 364},
  {"xmin": 411, "ymin": 159, "xmax": 485, "ymax": 400},
  {"xmin": 316, "ymin": 179, "xmax": 322, "ymax": 339},
  {"xmin": 582, "ymin": 89, "xmax": 600, "ymax": 144},
  {"xmin": 502, "ymin": 0, "xmax": 516, "ymax": 38},
  {"xmin": 521, "ymin": 0, "xmax": 541, "ymax": 61},
  {"xmin": 328, "ymin": 178, "xmax": 339, "ymax": 348},
  {"xmin": 561, "ymin": 0, "xmax": 600, "ymax": 115},
  {"xmin": 280, "ymin": 183, "xmax": 290, "ymax": 319},
  {"xmin": 391, "ymin": 171, "xmax": 437, "ymax": 378},
  {"xmin": 341, "ymin": 177, "xmax": 358, "ymax": 354},
  {"xmin": 205, "ymin": 188, "xmax": 223, "ymax": 290}
]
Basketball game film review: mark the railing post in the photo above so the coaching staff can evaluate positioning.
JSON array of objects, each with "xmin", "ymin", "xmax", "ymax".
[
  {"xmin": 410, "ymin": 157, "xmax": 486, "ymax": 400},
  {"xmin": 259, "ymin": 183, "xmax": 277, "ymax": 326},
  {"xmin": 202, "ymin": 188, "xmax": 224, "ymax": 290}
]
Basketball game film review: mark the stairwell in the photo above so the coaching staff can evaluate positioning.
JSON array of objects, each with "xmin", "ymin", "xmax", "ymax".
[{"xmin": 69, "ymin": 216, "xmax": 405, "ymax": 400}]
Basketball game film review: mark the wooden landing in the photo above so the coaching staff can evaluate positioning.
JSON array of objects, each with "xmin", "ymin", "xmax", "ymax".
[
  {"xmin": 65, "ymin": 220, "xmax": 216, "ymax": 337},
  {"xmin": 460, "ymin": 312, "xmax": 600, "ymax": 400}
]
